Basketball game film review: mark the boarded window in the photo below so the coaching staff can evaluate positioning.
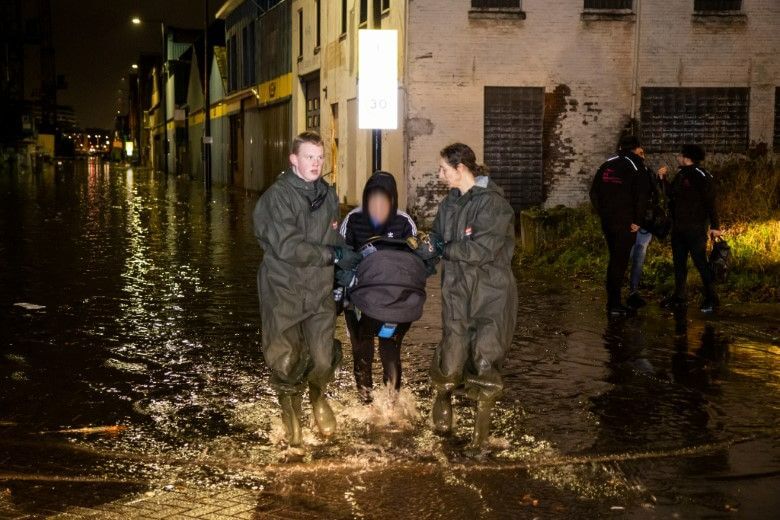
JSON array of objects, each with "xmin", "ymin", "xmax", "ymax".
[
  {"xmin": 472, "ymin": 0, "xmax": 520, "ymax": 8},
  {"xmin": 315, "ymin": 0, "xmax": 321, "ymax": 48},
  {"xmin": 341, "ymin": 0, "xmax": 348, "ymax": 34},
  {"xmin": 484, "ymin": 87, "xmax": 544, "ymax": 210},
  {"xmin": 584, "ymin": 0, "xmax": 632, "ymax": 8},
  {"xmin": 774, "ymin": 87, "xmax": 780, "ymax": 151},
  {"xmin": 640, "ymin": 87, "xmax": 749, "ymax": 153},
  {"xmin": 694, "ymin": 0, "xmax": 741, "ymax": 11},
  {"xmin": 297, "ymin": 9, "xmax": 303, "ymax": 58},
  {"xmin": 305, "ymin": 75, "xmax": 321, "ymax": 133}
]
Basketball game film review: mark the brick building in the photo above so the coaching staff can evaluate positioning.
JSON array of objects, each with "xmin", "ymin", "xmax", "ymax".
[{"xmin": 404, "ymin": 0, "xmax": 780, "ymax": 221}]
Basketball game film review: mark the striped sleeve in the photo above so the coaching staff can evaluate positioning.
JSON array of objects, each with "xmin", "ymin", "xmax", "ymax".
[
  {"xmin": 397, "ymin": 210, "xmax": 418, "ymax": 236},
  {"xmin": 339, "ymin": 207, "xmax": 361, "ymax": 238}
]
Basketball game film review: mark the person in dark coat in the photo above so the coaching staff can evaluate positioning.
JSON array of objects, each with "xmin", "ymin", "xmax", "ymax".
[
  {"xmin": 339, "ymin": 171, "xmax": 418, "ymax": 402},
  {"xmin": 589, "ymin": 135, "xmax": 650, "ymax": 316},
  {"xmin": 418, "ymin": 143, "xmax": 517, "ymax": 453},
  {"xmin": 661, "ymin": 144, "xmax": 721, "ymax": 313},
  {"xmin": 253, "ymin": 132, "xmax": 361, "ymax": 446}
]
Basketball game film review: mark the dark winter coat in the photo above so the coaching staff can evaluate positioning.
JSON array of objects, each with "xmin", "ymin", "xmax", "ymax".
[
  {"xmin": 589, "ymin": 152, "xmax": 650, "ymax": 231},
  {"xmin": 666, "ymin": 165, "xmax": 720, "ymax": 233}
]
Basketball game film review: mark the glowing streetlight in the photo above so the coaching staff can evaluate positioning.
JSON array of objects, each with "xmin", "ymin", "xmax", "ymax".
[
  {"xmin": 131, "ymin": 16, "xmax": 142, "ymax": 25},
  {"xmin": 131, "ymin": 64, "xmax": 139, "ymax": 70}
]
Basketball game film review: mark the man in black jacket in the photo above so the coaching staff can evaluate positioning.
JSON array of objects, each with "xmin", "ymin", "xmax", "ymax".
[
  {"xmin": 590, "ymin": 135, "xmax": 650, "ymax": 316},
  {"xmin": 662, "ymin": 145, "xmax": 721, "ymax": 313}
]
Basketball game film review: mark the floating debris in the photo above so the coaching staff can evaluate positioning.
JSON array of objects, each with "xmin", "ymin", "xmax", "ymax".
[
  {"xmin": 42, "ymin": 425, "xmax": 128, "ymax": 435},
  {"xmin": 13, "ymin": 303, "xmax": 45, "ymax": 311}
]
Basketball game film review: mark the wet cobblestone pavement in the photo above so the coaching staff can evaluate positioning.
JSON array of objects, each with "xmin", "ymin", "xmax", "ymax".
[{"xmin": 1, "ymin": 161, "xmax": 779, "ymax": 519}]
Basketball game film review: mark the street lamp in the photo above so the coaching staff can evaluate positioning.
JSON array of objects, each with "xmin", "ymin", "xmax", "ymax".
[
  {"xmin": 131, "ymin": 63, "xmax": 138, "ymax": 70},
  {"xmin": 131, "ymin": 15, "xmax": 168, "ymax": 174}
]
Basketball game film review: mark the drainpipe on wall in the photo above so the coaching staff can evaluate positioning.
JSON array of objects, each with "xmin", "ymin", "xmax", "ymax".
[{"xmin": 629, "ymin": 0, "xmax": 642, "ymax": 126}]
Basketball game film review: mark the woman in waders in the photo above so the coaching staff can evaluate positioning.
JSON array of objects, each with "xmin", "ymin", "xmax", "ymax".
[{"xmin": 417, "ymin": 143, "xmax": 517, "ymax": 453}]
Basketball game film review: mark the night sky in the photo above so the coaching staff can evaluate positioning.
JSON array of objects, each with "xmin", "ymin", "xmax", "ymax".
[{"xmin": 52, "ymin": 0, "xmax": 221, "ymax": 129}]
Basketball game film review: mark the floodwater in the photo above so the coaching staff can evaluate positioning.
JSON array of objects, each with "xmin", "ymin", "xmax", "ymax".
[{"xmin": 1, "ymin": 159, "xmax": 779, "ymax": 519}]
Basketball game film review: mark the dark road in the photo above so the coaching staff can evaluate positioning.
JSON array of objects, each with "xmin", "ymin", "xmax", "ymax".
[{"xmin": 1, "ymin": 160, "xmax": 779, "ymax": 519}]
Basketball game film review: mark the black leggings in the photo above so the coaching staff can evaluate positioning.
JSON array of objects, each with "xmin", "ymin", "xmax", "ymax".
[
  {"xmin": 344, "ymin": 310, "xmax": 410, "ymax": 391},
  {"xmin": 671, "ymin": 230, "xmax": 715, "ymax": 299}
]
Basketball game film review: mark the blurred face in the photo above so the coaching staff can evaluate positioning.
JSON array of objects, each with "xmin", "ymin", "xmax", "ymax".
[
  {"xmin": 367, "ymin": 192, "xmax": 392, "ymax": 226},
  {"xmin": 289, "ymin": 142, "xmax": 324, "ymax": 182},
  {"xmin": 437, "ymin": 158, "xmax": 462, "ymax": 190}
]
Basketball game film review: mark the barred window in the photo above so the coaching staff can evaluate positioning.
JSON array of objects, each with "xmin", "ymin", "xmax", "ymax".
[
  {"xmin": 584, "ymin": 0, "xmax": 632, "ymax": 9},
  {"xmin": 472, "ymin": 0, "xmax": 521, "ymax": 8},
  {"xmin": 640, "ymin": 87, "xmax": 750, "ymax": 153},
  {"xmin": 694, "ymin": 0, "xmax": 741, "ymax": 11}
]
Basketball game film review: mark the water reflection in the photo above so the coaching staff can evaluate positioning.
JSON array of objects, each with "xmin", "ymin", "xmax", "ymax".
[{"xmin": 0, "ymin": 160, "xmax": 778, "ymax": 518}]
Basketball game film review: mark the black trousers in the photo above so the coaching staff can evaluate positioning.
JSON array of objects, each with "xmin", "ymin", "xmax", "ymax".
[
  {"xmin": 602, "ymin": 227, "xmax": 637, "ymax": 307},
  {"xmin": 345, "ymin": 309, "xmax": 410, "ymax": 392},
  {"xmin": 671, "ymin": 230, "xmax": 714, "ymax": 299}
]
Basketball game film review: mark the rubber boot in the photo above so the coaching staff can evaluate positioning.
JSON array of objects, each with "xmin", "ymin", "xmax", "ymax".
[
  {"xmin": 278, "ymin": 394, "xmax": 303, "ymax": 447},
  {"xmin": 309, "ymin": 384, "xmax": 336, "ymax": 437},
  {"xmin": 468, "ymin": 398, "xmax": 496, "ymax": 453},
  {"xmin": 432, "ymin": 390, "xmax": 453, "ymax": 435}
]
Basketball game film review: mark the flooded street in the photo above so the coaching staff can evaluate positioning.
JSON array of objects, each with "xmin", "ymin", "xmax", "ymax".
[{"xmin": 1, "ymin": 160, "xmax": 779, "ymax": 519}]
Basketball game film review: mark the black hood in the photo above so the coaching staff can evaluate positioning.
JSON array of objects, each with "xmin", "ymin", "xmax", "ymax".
[{"xmin": 362, "ymin": 171, "xmax": 399, "ymax": 218}]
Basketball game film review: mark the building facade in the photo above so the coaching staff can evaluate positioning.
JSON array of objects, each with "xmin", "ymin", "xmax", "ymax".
[
  {"xmin": 404, "ymin": 0, "xmax": 780, "ymax": 221},
  {"xmin": 292, "ymin": 0, "xmax": 407, "ymax": 207},
  {"xmin": 153, "ymin": 0, "xmax": 780, "ymax": 224}
]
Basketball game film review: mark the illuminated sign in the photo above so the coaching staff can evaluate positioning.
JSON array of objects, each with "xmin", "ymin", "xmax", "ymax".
[{"xmin": 358, "ymin": 30, "xmax": 398, "ymax": 130}]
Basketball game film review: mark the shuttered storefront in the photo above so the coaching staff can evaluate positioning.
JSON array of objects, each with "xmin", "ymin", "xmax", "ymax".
[
  {"xmin": 484, "ymin": 86, "xmax": 544, "ymax": 211},
  {"xmin": 244, "ymin": 101, "xmax": 291, "ymax": 192}
]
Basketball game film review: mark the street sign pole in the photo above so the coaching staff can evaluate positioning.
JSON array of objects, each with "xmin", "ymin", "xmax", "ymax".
[
  {"xmin": 372, "ymin": 129, "xmax": 381, "ymax": 172},
  {"xmin": 203, "ymin": 0, "xmax": 212, "ymax": 189}
]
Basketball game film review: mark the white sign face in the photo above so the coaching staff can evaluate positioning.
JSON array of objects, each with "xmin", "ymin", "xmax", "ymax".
[{"xmin": 358, "ymin": 30, "xmax": 398, "ymax": 130}]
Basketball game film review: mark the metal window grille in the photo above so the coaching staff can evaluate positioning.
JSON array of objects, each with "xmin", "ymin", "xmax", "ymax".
[
  {"xmin": 584, "ymin": 0, "xmax": 632, "ymax": 9},
  {"xmin": 694, "ymin": 0, "xmax": 741, "ymax": 11},
  {"xmin": 484, "ymin": 87, "xmax": 544, "ymax": 210},
  {"xmin": 471, "ymin": 0, "xmax": 521, "ymax": 9},
  {"xmin": 640, "ymin": 87, "xmax": 750, "ymax": 153}
]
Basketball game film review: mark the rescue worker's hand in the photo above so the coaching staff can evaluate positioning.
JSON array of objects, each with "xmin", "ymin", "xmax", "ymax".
[
  {"xmin": 709, "ymin": 229, "xmax": 722, "ymax": 240},
  {"xmin": 331, "ymin": 246, "xmax": 361, "ymax": 271},
  {"xmin": 334, "ymin": 267, "xmax": 356, "ymax": 288},
  {"xmin": 630, "ymin": 223, "xmax": 640, "ymax": 232},
  {"xmin": 412, "ymin": 232, "xmax": 444, "ymax": 261}
]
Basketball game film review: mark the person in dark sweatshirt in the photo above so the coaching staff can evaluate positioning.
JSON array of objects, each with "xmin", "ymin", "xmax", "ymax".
[
  {"xmin": 661, "ymin": 144, "xmax": 721, "ymax": 313},
  {"xmin": 589, "ymin": 135, "xmax": 650, "ymax": 317},
  {"xmin": 339, "ymin": 171, "xmax": 418, "ymax": 402}
]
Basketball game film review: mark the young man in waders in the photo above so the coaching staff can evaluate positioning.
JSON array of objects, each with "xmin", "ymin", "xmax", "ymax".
[{"xmin": 253, "ymin": 132, "xmax": 361, "ymax": 446}]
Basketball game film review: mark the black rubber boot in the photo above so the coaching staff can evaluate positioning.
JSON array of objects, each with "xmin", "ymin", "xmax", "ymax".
[
  {"xmin": 309, "ymin": 384, "xmax": 336, "ymax": 437},
  {"xmin": 432, "ymin": 390, "xmax": 453, "ymax": 435},
  {"xmin": 278, "ymin": 394, "xmax": 303, "ymax": 447}
]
